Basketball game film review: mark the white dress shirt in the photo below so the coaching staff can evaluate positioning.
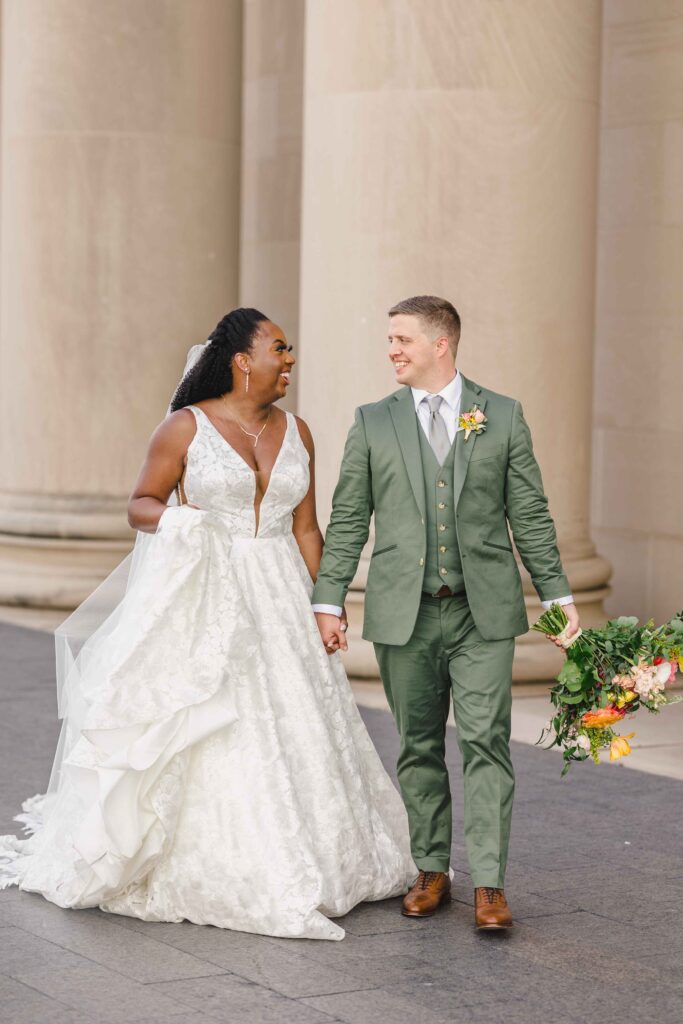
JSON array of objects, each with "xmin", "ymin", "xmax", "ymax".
[
  {"xmin": 312, "ymin": 371, "xmax": 573, "ymax": 616},
  {"xmin": 411, "ymin": 372, "xmax": 463, "ymax": 445}
]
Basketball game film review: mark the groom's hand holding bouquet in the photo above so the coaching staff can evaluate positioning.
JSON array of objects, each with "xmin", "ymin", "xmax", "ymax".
[{"xmin": 544, "ymin": 601, "xmax": 581, "ymax": 650}]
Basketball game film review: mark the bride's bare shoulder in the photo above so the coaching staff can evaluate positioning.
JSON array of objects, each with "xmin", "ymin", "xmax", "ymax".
[
  {"xmin": 293, "ymin": 414, "xmax": 315, "ymax": 456},
  {"xmin": 147, "ymin": 408, "xmax": 197, "ymax": 456}
]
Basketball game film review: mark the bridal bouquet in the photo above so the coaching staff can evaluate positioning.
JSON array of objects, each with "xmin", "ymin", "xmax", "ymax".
[{"xmin": 531, "ymin": 605, "xmax": 683, "ymax": 775}]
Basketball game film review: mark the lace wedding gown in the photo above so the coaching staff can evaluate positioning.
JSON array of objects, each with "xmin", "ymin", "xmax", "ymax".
[{"xmin": 0, "ymin": 407, "xmax": 415, "ymax": 939}]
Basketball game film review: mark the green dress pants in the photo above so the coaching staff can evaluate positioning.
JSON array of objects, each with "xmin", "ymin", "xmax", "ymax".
[{"xmin": 374, "ymin": 592, "xmax": 515, "ymax": 887}]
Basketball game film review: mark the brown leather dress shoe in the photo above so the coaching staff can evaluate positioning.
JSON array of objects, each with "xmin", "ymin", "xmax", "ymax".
[
  {"xmin": 474, "ymin": 887, "xmax": 513, "ymax": 930},
  {"xmin": 402, "ymin": 871, "xmax": 451, "ymax": 917}
]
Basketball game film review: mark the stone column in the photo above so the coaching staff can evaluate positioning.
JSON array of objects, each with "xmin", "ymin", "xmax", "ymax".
[
  {"xmin": 239, "ymin": 0, "xmax": 305, "ymax": 413},
  {"xmin": 0, "ymin": 0, "xmax": 242, "ymax": 608},
  {"xmin": 298, "ymin": 0, "xmax": 611, "ymax": 679},
  {"xmin": 592, "ymin": 0, "xmax": 683, "ymax": 625}
]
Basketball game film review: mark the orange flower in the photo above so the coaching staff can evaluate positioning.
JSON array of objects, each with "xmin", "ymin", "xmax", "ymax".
[{"xmin": 581, "ymin": 705, "xmax": 625, "ymax": 728}]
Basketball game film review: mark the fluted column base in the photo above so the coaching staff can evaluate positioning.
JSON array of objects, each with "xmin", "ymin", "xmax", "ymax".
[
  {"xmin": 0, "ymin": 493, "xmax": 134, "ymax": 608},
  {"xmin": 0, "ymin": 533, "xmax": 133, "ymax": 609}
]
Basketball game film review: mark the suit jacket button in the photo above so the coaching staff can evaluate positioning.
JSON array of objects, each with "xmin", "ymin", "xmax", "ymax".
[
  {"xmin": 440, "ymin": 567, "xmax": 448, "ymax": 576},
  {"xmin": 419, "ymin": 558, "xmax": 424, "ymax": 566},
  {"xmin": 438, "ymin": 502, "xmax": 446, "ymax": 510}
]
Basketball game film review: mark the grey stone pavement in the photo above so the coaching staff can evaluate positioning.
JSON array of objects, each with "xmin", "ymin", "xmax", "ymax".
[{"xmin": 1, "ymin": 621, "xmax": 683, "ymax": 1024}]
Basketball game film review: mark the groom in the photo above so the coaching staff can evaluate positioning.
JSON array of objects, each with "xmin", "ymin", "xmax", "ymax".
[{"xmin": 312, "ymin": 295, "xmax": 579, "ymax": 930}]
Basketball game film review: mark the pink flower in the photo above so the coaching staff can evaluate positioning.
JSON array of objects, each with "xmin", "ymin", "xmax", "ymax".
[
  {"xmin": 473, "ymin": 409, "xmax": 486, "ymax": 423},
  {"xmin": 628, "ymin": 659, "xmax": 668, "ymax": 698}
]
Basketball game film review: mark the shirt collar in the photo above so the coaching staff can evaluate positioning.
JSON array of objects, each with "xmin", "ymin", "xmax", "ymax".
[{"xmin": 411, "ymin": 371, "xmax": 462, "ymax": 414}]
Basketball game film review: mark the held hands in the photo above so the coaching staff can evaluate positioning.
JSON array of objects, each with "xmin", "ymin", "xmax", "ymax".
[
  {"xmin": 315, "ymin": 610, "xmax": 349, "ymax": 656},
  {"xmin": 545, "ymin": 602, "xmax": 581, "ymax": 649}
]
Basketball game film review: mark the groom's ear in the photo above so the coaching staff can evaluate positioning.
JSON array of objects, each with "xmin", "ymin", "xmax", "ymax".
[{"xmin": 434, "ymin": 335, "xmax": 452, "ymax": 358}]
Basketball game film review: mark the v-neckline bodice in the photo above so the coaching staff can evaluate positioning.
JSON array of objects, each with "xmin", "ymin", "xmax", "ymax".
[{"xmin": 190, "ymin": 406, "xmax": 292, "ymax": 535}]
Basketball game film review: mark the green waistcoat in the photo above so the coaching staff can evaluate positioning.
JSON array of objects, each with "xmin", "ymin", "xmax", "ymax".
[{"xmin": 417, "ymin": 426, "xmax": 465, "ymax": 597}]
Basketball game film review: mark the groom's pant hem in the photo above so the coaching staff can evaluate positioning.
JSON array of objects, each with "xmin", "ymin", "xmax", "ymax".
[
  {"xmin": 471, "ymin": 874, "xmax": 506, "ymax": 889},
  {"xmin": 414, "ymin": 857, "xmax": 450, "ymax": 873}
]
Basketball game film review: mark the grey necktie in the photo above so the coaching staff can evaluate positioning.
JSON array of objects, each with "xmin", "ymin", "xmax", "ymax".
[{"xmin": 426, "ymin": 395, "xmax": 451, "ymax": 465}]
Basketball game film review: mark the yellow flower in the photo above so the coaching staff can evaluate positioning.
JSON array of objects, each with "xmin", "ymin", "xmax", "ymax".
[
  {"xmin": 609, "ymin": 733, "xmax": 635, "ymax": 762},
  {"xmin": 616, "ymin": 691, "xmax": 638, "ymax": 708}
]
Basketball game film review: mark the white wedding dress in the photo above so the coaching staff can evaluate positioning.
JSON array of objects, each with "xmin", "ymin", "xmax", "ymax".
[{"xmin": 0, "ymin": 406, "xmax": 415, "ymax": 940}]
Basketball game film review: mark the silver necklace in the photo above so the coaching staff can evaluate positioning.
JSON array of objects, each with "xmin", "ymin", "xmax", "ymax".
[{"xmin": 224, "ymin": 401, "xmax": 272, "ymax": 448}]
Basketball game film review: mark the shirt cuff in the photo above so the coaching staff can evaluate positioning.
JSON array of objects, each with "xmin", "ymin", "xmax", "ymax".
[
  {"xmin": 311, "ymin": 603, "xmax": 344, "ymax": 617},
  {"xmin": 541, "ymin": 595, "xmax": 574, "ymax": 609}
]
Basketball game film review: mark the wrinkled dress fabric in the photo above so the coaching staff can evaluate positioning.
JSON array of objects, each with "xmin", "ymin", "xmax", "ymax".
[{"xmin": 0, "ymin": 408, "xmax": 415, "ymax": 939}]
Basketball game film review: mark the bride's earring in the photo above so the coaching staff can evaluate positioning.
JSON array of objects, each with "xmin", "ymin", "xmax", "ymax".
[{"xmin": 245, "ymin": 370, "xmax": 250, "ymax": 394}]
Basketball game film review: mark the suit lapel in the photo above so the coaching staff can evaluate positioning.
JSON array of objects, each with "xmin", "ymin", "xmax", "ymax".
[
  {"xmin": 453, "ymin": 374, "xmax": 487, "ymax": 510},
  {"xmin": 389, "ymin": 388, "xmax": 426, "ymax": 520}
]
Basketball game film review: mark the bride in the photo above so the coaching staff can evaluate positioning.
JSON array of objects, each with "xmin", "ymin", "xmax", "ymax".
[{"xmin": 0, "ymin": 308, "xmax": 415, "ymax": 940}]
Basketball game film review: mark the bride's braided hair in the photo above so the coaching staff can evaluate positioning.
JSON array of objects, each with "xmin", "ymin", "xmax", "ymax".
[{"xmin": 170, "ymin": 308, "xmax": 269, "ymax": 412}]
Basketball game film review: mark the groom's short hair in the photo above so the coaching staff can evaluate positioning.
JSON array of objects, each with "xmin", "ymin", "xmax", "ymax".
[{"xmin": 388, "ymin": 296, "xmax": 461, "ymax": 355}]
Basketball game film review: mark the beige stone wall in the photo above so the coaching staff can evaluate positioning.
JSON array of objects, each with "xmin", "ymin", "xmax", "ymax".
[
  {"xmin": 239, "ymin": 0, "xmax": 305, "ymax": 413},
  {"xmin": 592, "ymin": 0, "xmax": 683, "ymax": 624}
]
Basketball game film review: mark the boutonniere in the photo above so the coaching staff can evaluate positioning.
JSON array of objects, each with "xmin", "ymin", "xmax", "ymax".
[{"xmin": 457, "ymin": 404, "xmax": 487, "ymax": 441}]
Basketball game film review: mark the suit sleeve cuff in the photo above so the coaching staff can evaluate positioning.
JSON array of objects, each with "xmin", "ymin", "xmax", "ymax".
[
  {"xmin": 311, "ymin": 603, "xmax": 344, "ymax": 617},
  {"xmin": 541, "ymin": 595, "xmax": 574, "ymax": 610}
]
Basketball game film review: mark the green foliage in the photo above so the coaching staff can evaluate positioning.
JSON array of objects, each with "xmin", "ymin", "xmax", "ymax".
[
  {"xmin": 611, "ymin": 616, "xmax": 638, "ymax": 628},
  {"xmin": 557, "ymin": 661, "xmax": 583, "ymax": 689}
]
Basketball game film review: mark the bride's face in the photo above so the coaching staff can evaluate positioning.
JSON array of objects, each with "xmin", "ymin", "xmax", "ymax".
[{"xmin": 245, "ymin": 321, "xmax": 295, "ymax": 402}]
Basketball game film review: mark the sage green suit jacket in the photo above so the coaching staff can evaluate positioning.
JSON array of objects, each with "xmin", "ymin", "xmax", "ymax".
[{"xmin": 312, "ymin": 375, "xmax": 570, "ymax": 645}]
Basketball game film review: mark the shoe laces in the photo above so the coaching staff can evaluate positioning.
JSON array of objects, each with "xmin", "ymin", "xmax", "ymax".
[
  {"xmin": 479, "ymin": 886, "xmax": 503, "ymax": 905},
  {"xmin": 418, "ymin": 871, "xmax": 441, "ymax": 890}
]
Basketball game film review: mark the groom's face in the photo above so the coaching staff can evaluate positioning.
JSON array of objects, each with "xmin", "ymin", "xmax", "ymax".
[{"xmin": 388, "ymin": 314, "xmax": 444, "ymax": 389}]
